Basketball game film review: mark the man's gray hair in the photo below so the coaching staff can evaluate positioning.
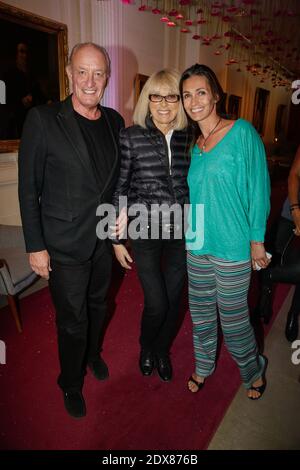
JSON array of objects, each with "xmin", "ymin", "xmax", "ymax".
[{"xmin": 68, "ymin": 42, "xmax": 111, "ymax": 77}]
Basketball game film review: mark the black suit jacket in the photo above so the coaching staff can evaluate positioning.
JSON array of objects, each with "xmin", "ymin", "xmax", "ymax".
[{"xmin": 18, "ymin": 95, "xmax": 124, "ymax": 262}]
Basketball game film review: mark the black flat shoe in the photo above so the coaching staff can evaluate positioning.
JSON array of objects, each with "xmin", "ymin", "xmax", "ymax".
[
  {"xmin": 139, "ymin": 351, "xmax": 155, "ymax": 376},
  {"xmin": 156, "ymin": 355, "xmax": 172, "ymax": 382},
  {"xmin": 285, "ymin": 309, "xmax": 299, "ymax": 343},
  {"xmin": 63, "ymin": 391, "xmax": 86, "ymax": 418},
  {"xmin": 88, "ymin": 356, "xmax": 109, "ymax": 380}
]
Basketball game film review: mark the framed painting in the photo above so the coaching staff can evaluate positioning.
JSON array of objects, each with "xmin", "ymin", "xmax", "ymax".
[
  {"xmin": 274, "ymin": 104, "xmax": 287, "ymax": 138},
  {"xmin": 219, "ymin": 91, "xmax": 227, "ymax": 116},
  {"xmin": 252, "ymin": 87, "xmax": 270, "ymax": 136},
  {"xmin": 228, "ymin": 94, "xmax": 241, "ymax": 120},
  {"xmin": 134, "ymin": 73, "xmax": 149, "ymax": 105},
  {"xmin": 0, "ymin": 1, "xmax": 68, "ymax": 152}
]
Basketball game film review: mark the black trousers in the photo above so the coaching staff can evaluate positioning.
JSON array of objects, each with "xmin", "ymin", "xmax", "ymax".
[
  {"xmin": 263, "ymin": 217, "xmax": 300, "ymax": 316},
  {"xmin": 48, "ymin": 242, "xmax": 112, "ymax": 392},
  {"xmin": 130, "ymin": 236, "xmax": 186, "ymax": 356}
]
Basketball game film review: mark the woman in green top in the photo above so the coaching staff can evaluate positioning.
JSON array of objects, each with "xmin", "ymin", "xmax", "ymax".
[{"xmin": 179, "ymin": 64, "xmax": 271, "ymax": 399}]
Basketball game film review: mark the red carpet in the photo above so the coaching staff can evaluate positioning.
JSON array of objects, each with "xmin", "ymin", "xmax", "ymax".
[{"xmin": 0, "ymin": 263, "xmax": 290, "ymax": 451}]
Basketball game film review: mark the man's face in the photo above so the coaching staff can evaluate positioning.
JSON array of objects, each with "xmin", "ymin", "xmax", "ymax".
[{"xmin": 67, "ymin": 46, "xmax": 108, "ymax": 112}]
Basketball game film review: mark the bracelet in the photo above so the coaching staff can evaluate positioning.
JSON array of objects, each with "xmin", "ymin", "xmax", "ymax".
[{"xmin": 251, "ymin": 241, "xmax": 264, "ymax": 245}]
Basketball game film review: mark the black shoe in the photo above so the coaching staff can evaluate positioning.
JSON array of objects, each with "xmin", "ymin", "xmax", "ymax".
[
  {"xmin": 285, "ymin": 309, "xmax": 299, "ymax": 342},
  {"xmin": 88, "ymin": 356, "xmax": 109, "ymax": 380},
  {"xmin": 156, "ymin": 355, "xmax": 172, "ymax": 382},
  {"xmin": 63, "ymin": 391, "xmax": 86, "ymax": 418},
  {"xmin": 139, "ymin": 350, "xmax": 155, "ymax": 376}
]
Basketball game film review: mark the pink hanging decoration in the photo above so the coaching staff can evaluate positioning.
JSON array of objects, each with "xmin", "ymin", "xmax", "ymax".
[{"xmin": 120, "ymin": 0, "xmax": 300, "ymax": 84}]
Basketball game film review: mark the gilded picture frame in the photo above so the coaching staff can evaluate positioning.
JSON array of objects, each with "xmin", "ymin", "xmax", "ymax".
[
  {"xmin": 0, "ymin": 1, "xmax": 68, "ymax": 152},
  {"xmin": 134, "ymin": 73, "xmax": 149, "ymax": 105}
]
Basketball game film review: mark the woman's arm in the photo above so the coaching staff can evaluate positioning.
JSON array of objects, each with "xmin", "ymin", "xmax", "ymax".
[
  {"xmin": 244, "ymin": 122, "xmax": 271, "ymax": 269},
  {"xmin": 111, "ymin": 128, "xmax": 133, "ymax": 242}
]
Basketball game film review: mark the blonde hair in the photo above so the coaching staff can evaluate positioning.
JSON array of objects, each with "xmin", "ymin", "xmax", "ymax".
[{"xmin": 133, "ymin": 69, "xmax": 188, "ymax": 130}]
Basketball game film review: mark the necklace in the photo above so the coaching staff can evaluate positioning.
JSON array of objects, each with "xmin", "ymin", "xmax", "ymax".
[{"xmin": 197, "ymin": 117, "xmax": 222, "ymax": 156}]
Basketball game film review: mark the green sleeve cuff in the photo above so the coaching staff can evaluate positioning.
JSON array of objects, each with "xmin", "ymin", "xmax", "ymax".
[{"xmin": 250, "ymin": 228, "xmax": 265, "ymax": 242}]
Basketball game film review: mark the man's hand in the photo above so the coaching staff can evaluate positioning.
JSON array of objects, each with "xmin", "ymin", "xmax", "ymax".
[
  {"xmin": 250, "ymin": 242, "xmax": 270, "ymax": 270},
  {"xmin": 113, "ymin": 244, "xmax": 133, "ymax": 270},
  {"xmin": 29, "ymin": 250, "xmax": 52, "ymax": 279},
  {"xmin": 21, "ymin": 94, "xmax": 33, "ymax": 108}
]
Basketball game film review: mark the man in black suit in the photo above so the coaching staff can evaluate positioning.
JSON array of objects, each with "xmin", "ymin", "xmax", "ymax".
[{"xmin": 18, "ymin": 42, "xmax": 124, "ymax": 418}]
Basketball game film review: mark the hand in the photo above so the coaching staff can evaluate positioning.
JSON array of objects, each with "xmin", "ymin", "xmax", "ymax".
[
  {"xmin": 110, "ymin": 208, "xmax": 128, "ymax": 239},
  {"xmin": 29, "ymin": 250, "xmax": 52, "ymax": 279},
  {"xmin": 21, "ymin": 94, "xmax": 33, "ymax": 108},
  {"xmin": 292, "ymin": 208, "xmax": 300, "ymax": 236},
  {"xmin": 250, "ymin": 242, "xmax": 270, "ymax": 270},
  {"xmin": 113, "ymin": 244, "xmax": 133, "ymax": 270}
]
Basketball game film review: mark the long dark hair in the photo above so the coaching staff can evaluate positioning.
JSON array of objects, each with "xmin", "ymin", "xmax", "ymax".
[{"xmin": 179, "ymin": 63, "xmax": 227, "ymax": 146}]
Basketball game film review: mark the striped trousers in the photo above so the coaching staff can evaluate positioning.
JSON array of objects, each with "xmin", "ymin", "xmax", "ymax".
[{"xmin": 187, "ymin": 253, "xmax": 265, "ymax": 389}]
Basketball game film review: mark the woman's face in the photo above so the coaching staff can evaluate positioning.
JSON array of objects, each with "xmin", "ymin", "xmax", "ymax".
[
  {"xmin": 148, "ymin": 84, "xmax": 179, "ymax": 133},
  {"xmin": 181, "ymin": 74, "xmax": 217, "ymax": 123}
]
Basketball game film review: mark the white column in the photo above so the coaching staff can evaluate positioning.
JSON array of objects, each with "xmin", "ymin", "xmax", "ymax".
[{"xmin": 91, "ymin": 0, "xmax": 124, "ymax": 112}]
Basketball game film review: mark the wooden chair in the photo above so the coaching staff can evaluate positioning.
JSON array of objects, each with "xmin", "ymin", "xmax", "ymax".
[{"xmin": 0, "ymin": 225, "xmax": 38, "ymax": 332}]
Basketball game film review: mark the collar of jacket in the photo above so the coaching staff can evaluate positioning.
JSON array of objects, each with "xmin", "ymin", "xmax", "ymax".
[{"xmin": 145, "ymin": 114, "xmax": 176, "ymax": 136}]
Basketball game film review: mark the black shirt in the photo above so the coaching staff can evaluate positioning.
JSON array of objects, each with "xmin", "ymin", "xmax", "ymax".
[{"xmin": 75, "ymin": 110, "xmax": 114, "ymax": 188}]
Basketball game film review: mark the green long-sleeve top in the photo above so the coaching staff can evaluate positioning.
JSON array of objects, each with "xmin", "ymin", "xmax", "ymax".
[{"xmin": 186, "ymin": 118, "xmax": 270, "ymax": 261}]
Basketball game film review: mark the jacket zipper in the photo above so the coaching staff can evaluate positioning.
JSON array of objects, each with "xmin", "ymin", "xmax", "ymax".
[{"xmin": 162, "ymin": 135, "xmax": 176, "ymax": 203}]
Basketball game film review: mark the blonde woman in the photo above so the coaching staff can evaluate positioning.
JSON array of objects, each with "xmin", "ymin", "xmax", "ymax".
[{"xmin": 112, "ymin": 69, "xmax": 192, "ymax": 381}]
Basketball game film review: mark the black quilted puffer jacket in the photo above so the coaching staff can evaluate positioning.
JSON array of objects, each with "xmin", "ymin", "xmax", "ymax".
[{"xmin": 112, "ymin": 117, "xmax": 192, "ymax": 217}]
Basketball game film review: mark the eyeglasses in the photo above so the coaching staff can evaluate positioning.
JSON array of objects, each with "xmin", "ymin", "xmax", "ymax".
[{"xmin": 149, "ymin": 94, "xmax": 180, "ymax": 103}]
